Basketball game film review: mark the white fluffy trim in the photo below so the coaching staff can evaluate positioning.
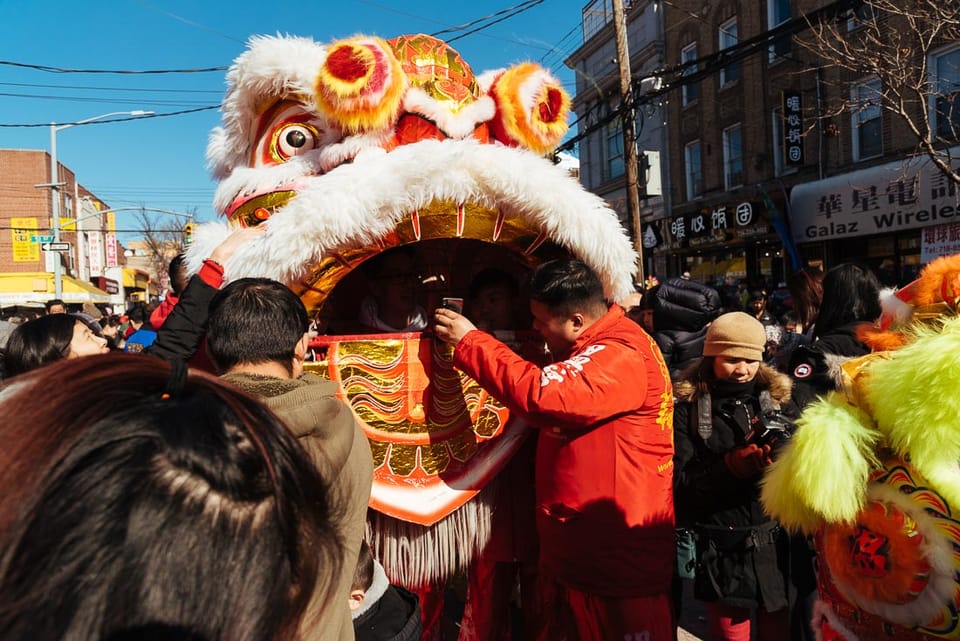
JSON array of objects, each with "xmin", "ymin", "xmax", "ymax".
[
  {"xmin": 193, "ymin": 138, "xmax": 638, "ymax": 302},
  {"xmin": 366, "ymin": 481, "xmax": 495, "ymax": 589}
]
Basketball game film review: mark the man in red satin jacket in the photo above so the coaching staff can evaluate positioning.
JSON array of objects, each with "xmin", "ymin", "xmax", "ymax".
[{"xmin": 435, "ymin": 258, "xmax": 675, "ymax": 641}]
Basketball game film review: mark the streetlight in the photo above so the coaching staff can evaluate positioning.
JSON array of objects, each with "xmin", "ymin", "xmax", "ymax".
[{"xmin": 44, "ymin": 110, "xmax": 155, "ymax": 298}]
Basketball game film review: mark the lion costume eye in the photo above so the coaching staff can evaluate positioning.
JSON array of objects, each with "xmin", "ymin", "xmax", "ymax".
[
  {"xmin": 250, "ymin": 100, "xmax": 343, "ymax": 167},
  {"xmin": 274, "ymin": 123, "xmax": 319, "ymax": 160}
]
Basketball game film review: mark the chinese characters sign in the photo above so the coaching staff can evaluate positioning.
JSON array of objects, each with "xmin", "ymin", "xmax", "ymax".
[
  {"xmin": 782, "ymin": 90, "xmax": 803, "ymax": 167},
  {"xmin": 921, "ymin": 222, "xmax": 960, "ymax": 263},
  {"xmin": 11, "ymin": 217, "xmax": 40, "ymax": 263},
  {"xmin": 669, "ymin": 201, "xmax": 768, "ymax": 246},
  {"xmin": 790, "ymin": 151, "xmax": 960, "ymax": 242}
]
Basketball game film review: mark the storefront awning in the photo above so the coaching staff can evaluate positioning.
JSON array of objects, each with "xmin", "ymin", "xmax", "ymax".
[
  {"xmin": 122, "ymin": 267, "xmax": 151, "ymax": 290},
  {"xmin": 0, "ymin": 272, "xmax": 112, "ymax": 306}
]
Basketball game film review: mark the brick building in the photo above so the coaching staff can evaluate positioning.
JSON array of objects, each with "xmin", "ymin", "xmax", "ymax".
[
  {"xmin": 0, "ymin": 148, "xmax": 126, "ymax": 309},
  {"xmin": 566, "ymin": 0, "xmax": 960, "ymax": 288}
]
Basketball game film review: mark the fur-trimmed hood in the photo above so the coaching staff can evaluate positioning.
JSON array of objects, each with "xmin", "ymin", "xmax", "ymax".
[{"xmin": 672, "ymin": 361, "xmax": 793, "ymax": 404}]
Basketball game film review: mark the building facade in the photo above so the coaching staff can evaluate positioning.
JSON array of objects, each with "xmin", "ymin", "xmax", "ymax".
[
  {"xmin": 565, "ymin": 0, "xmax": 671, "ymax": 282},
  {"xmin": 0, "ymin": 148, "xmax": 131, "ymax": 309},
  {"xmin": 567, "ymin": 0, "xmax": 960, "ymax": 289}
]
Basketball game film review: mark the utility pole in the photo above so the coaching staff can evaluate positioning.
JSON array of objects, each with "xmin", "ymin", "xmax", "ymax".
[{"xmin": 612, "ymin": 0, "xmax": 645, "ymax": 286}]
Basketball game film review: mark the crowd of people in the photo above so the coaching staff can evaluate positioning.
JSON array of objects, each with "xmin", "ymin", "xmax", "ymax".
[{"xmin": 0, "ymin": 231, "xmax": 894, "ymax": 641}]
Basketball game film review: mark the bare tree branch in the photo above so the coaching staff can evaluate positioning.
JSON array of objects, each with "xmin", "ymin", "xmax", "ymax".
[{"xmin": 799, "ymin": 0, "xmax": 960, "ymax": 184}]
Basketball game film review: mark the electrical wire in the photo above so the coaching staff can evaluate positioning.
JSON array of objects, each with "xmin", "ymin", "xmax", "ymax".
[
  {"xmin": 445, "ymin": 0, "xmax": 546, "ymax": 44},
  {"xmin": 0, "ymin": 60, "xmax": 227, "ymax": 74},
  {"xmin": 432, "ymin": 0, "xmax": 542, "ymax": 36},
  {"xmin": 0, "ymin": 106, "xmax": 220, "ymax": 128},
  {"xmin": 0, "ymin": 81, "xmax": 223, "ymax": 94}
]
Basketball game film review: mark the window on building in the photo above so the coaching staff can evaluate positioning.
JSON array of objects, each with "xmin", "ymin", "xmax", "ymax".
[
  {"xmin": 723, "ymin": 124, "xmax": 744, "ymax": 189},
  {"xmin": 605, "ymin": 119, "xmax": 625, "ymax": 180},
  {"xmin": 685, "ymin": 140, "xmax": 703, "ymax": 200},
  {"xmin": 846, "ymin": 3, "xmax": 874, "ymax": 30},
  {"xmin": 851, "ymin": 78, "xmax": 883, "ymax": 160},
  {"xmin": 682, "ymin": 42, "xmax": 700, "ymax": 106},
  {"xmin": 719, "ymin": 17, "xmax": 740, "ymax": 87},
  {"xmin": 932, "ymin": 46, "xmax": 960, "ymax": 142},
  {"xmin": 767, "ymin": 0, "xmax": 791, "ymax": 62}
]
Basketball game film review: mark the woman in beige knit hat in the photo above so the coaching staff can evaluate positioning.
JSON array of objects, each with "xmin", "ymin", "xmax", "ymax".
[{"xmin": 672, "ymin": 311, "xmax": 800, "ymax": 641}]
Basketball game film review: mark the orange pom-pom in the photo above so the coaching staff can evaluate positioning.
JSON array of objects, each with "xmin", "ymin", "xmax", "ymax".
[
  {"xmin": 315, "ymin": 37, "xmax": 407, "ymax": 133},
  {"xmin": 487, "ymin": 63, "xmax": 570, "ymax": 155}
]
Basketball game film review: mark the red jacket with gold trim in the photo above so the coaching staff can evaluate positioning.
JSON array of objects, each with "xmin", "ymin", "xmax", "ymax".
[{"xmin": 454, "ymin": 305, "xmax": 675, "ymax": 597}]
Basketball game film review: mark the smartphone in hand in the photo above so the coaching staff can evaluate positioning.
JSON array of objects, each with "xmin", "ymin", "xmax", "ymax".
[{"xmin": 440, "ymin": 297, "xmax": 464, "ymax": 314}]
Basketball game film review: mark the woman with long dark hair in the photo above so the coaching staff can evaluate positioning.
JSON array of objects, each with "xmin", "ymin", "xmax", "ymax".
[
  {"xmin": 787, "ymin": 263, "xmax": 882, "ymax": 409},
  {"xmin": 0, "ymin": 354, "xmax": 344, "ymax": 641},
  {"xmin": 3, "ymin": 313, "xmax": 108, "ymax": 377}
]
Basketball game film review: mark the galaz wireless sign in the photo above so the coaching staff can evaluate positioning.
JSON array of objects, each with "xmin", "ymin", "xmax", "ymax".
[{"xmin": 790, "ymin": 151, "xmax": 960, "ymax": 242}]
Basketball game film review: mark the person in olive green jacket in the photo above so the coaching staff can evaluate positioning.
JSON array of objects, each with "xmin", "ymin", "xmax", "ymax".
[{"xmin": 155, "ymin": 273, "xmax": 373, "ymax": 641}]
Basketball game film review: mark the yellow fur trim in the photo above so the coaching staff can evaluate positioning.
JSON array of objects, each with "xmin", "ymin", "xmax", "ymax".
[
  {"xmin": 491, "ymin": 63, "xmax": 570, "ymax": 154},
  {"xmin": 761, "ymin": 392, "xmax": 881, "ymax": 533},
  {"xmin": 866, "ymin": 316, "xmax": 960, "ymax": 511},
  {"xmin": 314, "ymin": 37, "xmax": 407, "ymax": 133}
]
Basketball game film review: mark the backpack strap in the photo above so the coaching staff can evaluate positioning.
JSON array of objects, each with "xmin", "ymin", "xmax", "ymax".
[
  {"xmin": 697, "ymin": 392, "xmax": 713, "ymax": 441},
  {"xmin": 759, "ymin": 390, "xmax": 780, "ymax": 414}
]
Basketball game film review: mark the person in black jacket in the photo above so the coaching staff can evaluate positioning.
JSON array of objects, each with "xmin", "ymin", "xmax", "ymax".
[
  {"xmin": 787, "ymin": 263, "xmax": 882, "ymax": 409},
  {"xmin": 350, "ymin": 541, "xmax": 422, "ymax": 641},
  {"xmin": 673, "ymin": 312, "xmax": 798, "ymax": 641},
  {"xmin": 650, "ymin": 277, "xmax": 722, "ymax": 380}
]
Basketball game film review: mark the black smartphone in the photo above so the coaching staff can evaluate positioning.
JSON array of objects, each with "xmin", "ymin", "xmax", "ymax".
[{"xmin": 440, "ymin": 297, "xmax": 464, "ymax": 314}]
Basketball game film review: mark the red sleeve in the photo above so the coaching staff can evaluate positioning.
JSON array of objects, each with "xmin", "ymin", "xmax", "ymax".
[
  {"xmin": 453, "ymin": 330, "xmax": 648, "ymax": 431},
  {"xmin": 197, "ymin": 259, "xmax": 224, "ymax": 288}
]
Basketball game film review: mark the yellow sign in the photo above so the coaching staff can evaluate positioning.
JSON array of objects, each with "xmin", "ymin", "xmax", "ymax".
[
  {"xmin": 11, "ymin": 217, "xmax": 40, "ymax": 263},
  {"xmin": 60, "ymin": 217, "xmax": 77, "ymax": 231}
]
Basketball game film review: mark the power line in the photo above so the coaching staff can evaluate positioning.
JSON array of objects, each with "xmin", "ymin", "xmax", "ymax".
[
  {"xmin": 433, "ymin": 0, "xmax": 542, "ymax": 36},
  {"xmin": 0, "ymin": 81, "xmax": 223, "ymax": 94},
  {"xmin": 0, "ymin": 91, "xmax": 213, "ymax": 107},
  {"xmin": 0, "ymin": 106, "xmax": 220, "ymax": 128},
  {"xmin": 557, "ymin": 0, "xmax": 858, "ymax": 152},
  {"xmin": 445, "ymin": 0, "xmax": 546, "ymax": 44},
  {"xmin": 0, "ymin": 60, "xmax": 228, "ymax": 74}
]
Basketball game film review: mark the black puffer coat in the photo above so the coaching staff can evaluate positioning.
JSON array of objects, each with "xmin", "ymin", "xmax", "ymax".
[
  {"xmin": 787, "ymin": 321, "xmax": 871, "ymax": 409},
  {"xmin": 651, "ymin": 278, "xmax": 722, "ymax": 379}
]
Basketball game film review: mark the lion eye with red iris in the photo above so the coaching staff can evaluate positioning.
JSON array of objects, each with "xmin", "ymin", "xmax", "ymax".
[{"xmin": 275, "ymin": 124, "xmax": 318, "ymax": 159}]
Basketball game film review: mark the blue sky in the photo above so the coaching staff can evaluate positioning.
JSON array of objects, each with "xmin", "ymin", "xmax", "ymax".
[{"xmin": 0, "ymin": 0, "xmax": 587, "ymax": 234}]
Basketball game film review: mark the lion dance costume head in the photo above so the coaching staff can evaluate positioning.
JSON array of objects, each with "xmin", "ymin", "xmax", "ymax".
[
  {"xmin": 189, "ymin": 33, "xmax": 638, "ymax": 587},
  {"xmin": 762, "ymin": 254, "xmax": 960, "ymax": 640}
]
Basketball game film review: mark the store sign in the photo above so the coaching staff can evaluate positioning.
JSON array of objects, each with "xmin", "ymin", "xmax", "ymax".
[
  {"xmin": 921, "ymin": 222, "xmax": 960, "ymax": 263},
  {"xmin": 670, "ymin": 201, "xmax": 768, "ymax": 246},
  {"xmin": 87, "ymin": 231, "xmax": 104, "ymax": 277},
  {"xmin": 105, "ymin": 232, "xmax": 118, "ymax": 267},
  {"xmin": 11, "ymin": 217, "xmax": 40, "ymax": 263},
  {"xmin": 790, "ymin": 150, "xmax": 960, "ymax": 242},
  {"xmin": 782, "ymin": 91, "xmax": 804, "ymax": 166}
]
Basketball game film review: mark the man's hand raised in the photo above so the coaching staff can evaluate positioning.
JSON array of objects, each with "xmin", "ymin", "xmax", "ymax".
[{"xmin": 434, "ymin": 308, "xmax": 477, "ymax": 346}]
